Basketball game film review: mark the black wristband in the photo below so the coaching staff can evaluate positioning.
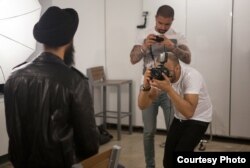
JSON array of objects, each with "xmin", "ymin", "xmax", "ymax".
[{"xmin": 140, "ymin": 84, "xmax": 151, "ymax": 92}]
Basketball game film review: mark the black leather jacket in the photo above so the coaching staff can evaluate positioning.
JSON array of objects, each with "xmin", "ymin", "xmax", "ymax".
[{"xmin": 4, "ymin": 52, "xmax": 99, "ymax": 168}]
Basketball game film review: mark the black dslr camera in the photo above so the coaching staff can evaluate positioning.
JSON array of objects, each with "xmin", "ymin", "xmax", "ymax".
[
  {"xmin": 154, "ymin": 35, "xmax": 164, "ymax": 42},
  {"xmin": 151, "ymin": 52, "xmax": 171, "ymax": 80}
]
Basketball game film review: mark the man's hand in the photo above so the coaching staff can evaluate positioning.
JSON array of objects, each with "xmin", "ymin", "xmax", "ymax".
[
  {"xmin": 143, "ymin": 68, "xmax": 152, "ymax": 87},
  {"xmin": 150, "ymin": 73, "xmax": 172, "ymax": 92},
  {"xmin": 162, "ymin": 36, "xmax": 176, "ymax": 51},
  {"xmin": 130, "ymin": 34, "xmax": 160, "ymax": 65},
  {"xmin": 138, "ymin": 68, "xmax": 160, "ymax": 110},
  {"xmin": 143, "ymin": 34, "xmax": 163, "ymax": 49}
]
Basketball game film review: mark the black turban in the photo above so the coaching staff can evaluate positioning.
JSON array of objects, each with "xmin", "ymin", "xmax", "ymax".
[{"xmin": 33, "ymin": 6, "xmax": 79, "ymax": 47}]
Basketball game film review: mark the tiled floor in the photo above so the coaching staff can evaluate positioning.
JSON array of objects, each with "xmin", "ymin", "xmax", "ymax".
[{"xmin": 1, "ymin": 129, "xmax": 250, "ymax": 168}]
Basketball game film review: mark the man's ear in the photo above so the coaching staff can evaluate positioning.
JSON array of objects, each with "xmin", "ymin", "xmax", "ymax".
[
  {"xmin": 163, "ymin": 62, "xmax": 168, "ymax": 68},
  {"xmin": 176, "ymin": 64, "xmax": 180, "ymax": 71}
]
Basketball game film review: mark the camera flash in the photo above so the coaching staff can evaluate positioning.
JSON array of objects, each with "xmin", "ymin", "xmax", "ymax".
[{"xmin": 159, "ymin": 52, "xmax": 167, "ymax": 63}]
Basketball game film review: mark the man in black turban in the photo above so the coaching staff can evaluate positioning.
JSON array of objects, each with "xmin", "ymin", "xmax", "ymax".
[
  {"xmin": 33, "ymin": 6, "xmax": 79, "ymax": 66},
  {"xmin": 4, "ymin": 6, "xmax": 99, "ymax": 168}
]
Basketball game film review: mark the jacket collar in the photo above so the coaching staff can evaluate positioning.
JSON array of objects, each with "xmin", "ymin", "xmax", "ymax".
[{"xmin": 34, "ymin": 52, "xmax": 66, "ymax": 66}]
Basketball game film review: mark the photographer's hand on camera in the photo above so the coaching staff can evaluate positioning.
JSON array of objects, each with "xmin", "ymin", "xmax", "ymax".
[
  {"xmin": 143, "ymin": 68, "xmax": 151, "ymax": 89},
  {"xmin": 138, "ymin": 69, "xmax": 160, "ymax": 110},
  {"xmin": 130, "ymin": 34, "xmax": 156, "ymax": 65},
  {"xmin": 162, "ymin": 37, "xmax": 176, "ymax": 51},
  {"xmin": 143, "ymin": 34, "xmax": 159, "ymax": 48},
  {"xmin": 150, "ymin": 73, "xmax": 172, "ymax": 93},
  {"xmin": 143, "ymin": 69, "xmax": 162, "ymax": 100}
]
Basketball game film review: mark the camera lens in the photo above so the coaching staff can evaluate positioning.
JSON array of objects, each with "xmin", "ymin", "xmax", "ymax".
[
  {"xmin": 151, "ymin": 68, "xmax": 164, "ymax": 80},
  {"xmin": 154, "ymin": 36, "xmax": 164, "ymax": 42},
  {"xmin": 151, "ymin": 66, "xmax": 170, "ymax": 80},
  {"xmin": 151, "ymin": 69, "xmax": 160, "ymax": 77}
]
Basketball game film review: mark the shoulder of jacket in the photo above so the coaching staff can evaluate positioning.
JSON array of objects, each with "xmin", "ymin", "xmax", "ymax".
[
  {"xmin": 10, "ymin": 61, "xmax": 32, "ymax": 76},
  {"xmin": 70, "ymin": 66, "xmax": 88, "ymax": 80},
  {"xmin": 12, "ymin": 61, "xmax": 29, "ymax": 70}
]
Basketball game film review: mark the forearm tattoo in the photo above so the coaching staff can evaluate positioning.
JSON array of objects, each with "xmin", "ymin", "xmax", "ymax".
[
  {"xmin": 173, "ymin": 44, "xmax": 191, "ymax": 64},
  {"xmin": 130, "ymin": 45, "xmax": 145, "ymax": 64}
]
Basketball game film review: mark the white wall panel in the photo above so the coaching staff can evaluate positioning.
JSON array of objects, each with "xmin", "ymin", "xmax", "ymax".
[
  {"xmin": 186, "ymin": 0, "xmax": 232, "ymax": 136},
  {"xmin": 0, "ymin": 0, "xmax": 41, "ymax": 80},
  {"xmin": 53, "ymin": 0, "xmax": 106, "ymax": 74},
  {"xmin": 231, "ymin": 0, "xmax": 250, "ymax": 138},
  {"xmin": 105, "ymin": 0, "xmax": 143, "ymax": 126}
]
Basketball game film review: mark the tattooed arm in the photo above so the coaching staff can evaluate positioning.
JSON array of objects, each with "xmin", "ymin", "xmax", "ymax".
[
  {"xmin": 162, "ymin": 37, "xmax": 192, "ymax": 64},
  {"xmin": 130, "ymin": 45, "xmax": 146, "ymax": 64},
  {"xmin": 130, "ymin": 34, "xmax": 157, "ymax": 65},
  {"xmin": 172, "ymin": 44, "xmax": 191, "ymax": 64}
]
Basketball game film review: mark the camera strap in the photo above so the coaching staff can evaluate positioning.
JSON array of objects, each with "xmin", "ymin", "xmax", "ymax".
[{"xmin": 149, "ymin": 46, "xmax": 156, "ymax": 67}]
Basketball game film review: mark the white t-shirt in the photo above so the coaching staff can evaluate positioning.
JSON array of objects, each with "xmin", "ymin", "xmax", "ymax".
[
  {"xmin": 135, "ymin": 28, "xmax": 188, "ymax": 73},
  {"xmin": 172, "ymin": 63, "xmax": 213, "ymax": 122}
]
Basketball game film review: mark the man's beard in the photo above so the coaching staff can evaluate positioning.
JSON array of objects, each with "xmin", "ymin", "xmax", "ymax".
[
  {"xmin": 157, "ymin": 29, "xmax": 167, "ymax": 34},
  {"xmin": 155, "ymin": 27, "xmax": 167, "ymax": 34},
  {"xmin": 64, "ymin": 43, "xmax": 75, "ymax": 66}
]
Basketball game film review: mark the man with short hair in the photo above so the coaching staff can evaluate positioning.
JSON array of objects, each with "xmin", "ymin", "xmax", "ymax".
[
  {"xmin": 4, "ymin": 6, "xmax": 99, "ymax": 168},
  {"xmin": 130, "ymin": 5, "xmax": 191, "ymax": 168},
  {"xmin": 138, "ymin": 53, "xmax": 212, "ymax": 168}
]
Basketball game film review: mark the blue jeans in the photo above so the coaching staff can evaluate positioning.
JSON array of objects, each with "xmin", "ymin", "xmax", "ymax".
[{"xmin": 142, "ymin": 91, "xmax": 173, "ymax": 168}]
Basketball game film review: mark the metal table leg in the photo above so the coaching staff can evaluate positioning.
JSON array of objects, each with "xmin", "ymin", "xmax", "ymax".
[
  {"xmin": 103, "ymin": 86, "xmax": 107, "ymax": 129},
  {"xmin": 129, "ymin": 82, "xmax": 133, "ymax": 134},
  {"xmin": 117, "ymin": 85, "xmax": 121, "ymax": 140}
]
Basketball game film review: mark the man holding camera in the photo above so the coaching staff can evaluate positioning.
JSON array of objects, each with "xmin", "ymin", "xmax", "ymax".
[
  {"xmin": 130, "ymin": 5, "xmax": 191, "ymax": 168},
  {"xmin": 138, "ymin": 53, "xmax": 212, "ymax": 168}
]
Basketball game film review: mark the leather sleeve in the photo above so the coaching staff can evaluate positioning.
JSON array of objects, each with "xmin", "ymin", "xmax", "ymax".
[{"xmin": 71, "ymin": 78, "xmax": 99, "ymax": 160}]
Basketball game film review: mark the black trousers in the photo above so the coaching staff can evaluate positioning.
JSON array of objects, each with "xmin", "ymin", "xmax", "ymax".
[{"xmin": 163, "ymin": 117, "xmax": 209, "ymax": 168}]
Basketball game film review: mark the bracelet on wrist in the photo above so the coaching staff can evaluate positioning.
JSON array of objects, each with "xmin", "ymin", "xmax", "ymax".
[{"xmin": 140, "ymin": 84, "xmax": 151, "ymax": 92}]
